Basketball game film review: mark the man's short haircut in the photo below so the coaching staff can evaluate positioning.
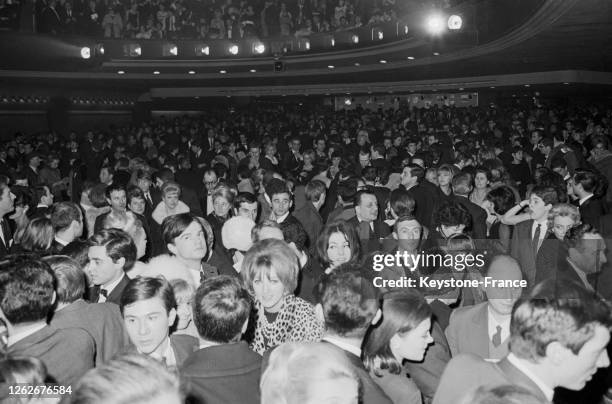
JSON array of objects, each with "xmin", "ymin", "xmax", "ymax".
[
  {"xmin": 50, "ymin": 202, "xmax": 82, "ymax": 232},
  {"xmin": 241, "ymin": 239, "xmax": 299, "ymax": 296},
  {"xmin": 265, "ymin": 178, "xmax": 290, "ymax": 200},
  {"xmin": 161, "ymin": 212, "xmax": 203, "ymax": 246},
  {"xmin": 119, "ymin": 276, "xmax": 177, "ymax": 315},
  {"xmin": 211, "ymin": 184, "xmax": 235, "ymax": 204},
  {"xmin": 451, "ymin": 172, "xmax": 473, "ymax": 195},
  {"xmin": 362, "ymin": 166, "xmax": 378, "ymax": 182},
  {"xmin": 72, "ymin": 354, "xmax": 182, "ymax": 404},
  {"xmin": 531, "ymin": 186, "xmax": 559, "ymax": 206},
  {"xmin": 193, "ymin": 275, "xmax": 252, "ymax": 343},
  {"xmin": 354, "ymin": 189, "xmax": 376, "ymax": 207},
  {"xmin": 155, "ymin": 168, "xmax": 175, "ymax": 184},
  {"xmin": 338, "ymin": 179, "xmax": 358, "ymax": 202},
  {"xmin": 565, "ymin": 223, "xmax": 599, "ymax": 250},
  {"xmin": 234, "ymin": 192, "xmax": 257, "ymax": 209},
  {"xmin": 550, "ymin": 156, "xmax": 567, "ymax": 171},
  {"xmin": 42, "ymin": 255, "xmax": 85, "ymax": 304},
  {"xmin": 404, "ymin": 164, "xmax": 425, "ymax": 181},
  {"xmin": 251, "ymin": 219, "xmax": 282, "ymax": 243},
  {"xmin": 126, "ymin": 185, "xmax": 145, "ymax": 205},
  {"xmin": 88, "ymin": 228, "xmax": 137, "ymax": 272},
  {"xmin": 389, "ymin": 189, "xmax": 415, "ymax": 217},
  {"xmin": 304, "ymin": 180, "xmax": 326, "ymax": 202},
  {"xmin": 0, "ymin": 257, "xmax": 55, "ymax": 324},
  {"xmin": 318, "ymin": 270, "xmax": 379, "ymax": 339},
  {"xmin": 573, "ymin": 169, "xmax": 600, "ymax": 194},
  {"xmin": 486, "ymin": 186, "xmax": 517, "ymax": 215},
  {"xmin": 105, "ymin": 182, "xmax": 126, "ymax": 199},
  {"xmin": 510, "ymin": 279, "xmax": 612, "ymax": 361},
  {"xmin": 433, "ymin": 201, "xmax": 471, "ymax": 229},
  {"xmin": 62, "ymin": 239, "xmax": 91, "ymax": 270}
]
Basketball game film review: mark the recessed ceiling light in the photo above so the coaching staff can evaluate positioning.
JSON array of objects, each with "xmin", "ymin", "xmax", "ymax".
[
  {"xmin": 459, "ymin": 87, "xmax": 464, "ymax": 90},
  {"xmin": 407, "ymin": 56, "xmax": 415, "ymax": 60},
  {"xmin": 328, "ymin": 65, "xmax": 335, "ymax": 69},
  {"xmin": 433, "ymin": 52, "xmax": 440, "ymax": 56},
  {"xmin": 563, "ymin": 82, "xmax": 570, "ymax": 85},
  {"xmin": 354, "ymin": 62, "xmax": 360, "ymax": 66},
  {"xmin": 490, "ymin": 86, "xmax": 496, "ymax": 89},
  {"xmin": 379, "ymin": 59, "xmax": 387, "ymax": 64},
  {"xmin": 153, "ymin": 71, "xmax": 160, "ymax": 75},
  {"xmin": 250, "ymin": 69, "xmax": 256, "ymax": 73},
  {"xmin": 117, "ymin": 70, "xmax": 125, "ymax": 75},
  {"xmin": 524, "ymin": 84, "xmax": 530, "ymax": 87},
  {"xmin": 220, "ymin": 70, "xmax": 227, "ymax": 74},
  {"xmin": 188, "ymin": 70, "xmax": 195, "ymax": 74}
]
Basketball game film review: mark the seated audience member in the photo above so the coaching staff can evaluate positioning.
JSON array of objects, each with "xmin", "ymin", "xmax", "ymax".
[
  {"xmin": 0, "ymin": 176, "xmax": 15, "ymax": 258},
  {"xmin": 94, "ymin": 182, "xmax": 128, "ymax": 233},
  {"xmin": 32, "ymin": 185, "xmax": 54, "ymax": 218},
  {"xmin": 50, "ymin": 201, "xmax": 84, "ymax": 253},
  {"xmin": 222, "ymin": 215, "xmax": 255, "ymax": 274},
  {"xmin": 87, "ymin": 228, "xmax": 136, "ymax": 305},
  {"xmin": 445, "ymin": 255, "xmax": 523, "ymax": 360},
  {"xmin": 261, "ymin": 342, "xmax": 360, "ymax": 404},
  {"xmin": 152, "ymin": 181, "xmax": 190, "ymax": 225},
  {"xmin": 316, "ymin": 270, "xmax": 392, "ymax": 403},
  {"xmin": 206, "ymin": 184, "xmax": 234, "ymax": 250},
  {"xmin": 433, "ymin": 279, "xmax": 612, "ymax": 404},
  {"xmin": 364, "ymin": 290, "xmax": 434, "ymax": 404},
  {"xmin": 242, "ymin": 238, "xmax": 323, "ymax": 355},
  {"xmin": 234, "ymin": 192, "xmax": 259, "ymax": 222},
  {"xmin": 461, "ymin": 385, "xmax": 548, "ymax": 404},
  {"xmin": 45, "ymin": 255, "xmax": 130, "ymax": 366},
  {"xmin": 294, "ymin": 179, "xmax": 326, "ymax": 248},
  {"xmin": 510, "ymin": 186, "xmax": 559, "ymax": 287},
  {"xmin": 2, "ymin": 257, "xmax": 95, "ymax": 385},
  {"xmin": 571, "ymin": 168, "xmax": 607, "ymax": 227},
  {"xmin": 11, "ymin": 216, "xmax": 54, "ymax": 254},
  {"xmin": 8, "ymin": 187, "xmax": 32, "ymax": 246},
  {"xmin": 72, "ymin": 354, "xmax": 183, "ymax": 404},
  {"xmin": 120, "ymin": 277, "xmax": 198, "ymax": 370},
  {"xmin": 266, "ymin": 179, "xmax": 308, "ymax": 249},
  {"xmin": 560, "ymin": 224, "xmax": 607, "ymax": 292},
  {"xmin": 169, "ymin": 278, "xmax": 198, "ymax": 338},
  {"xmin": 345, "ymin": 190, "xmax": 386, "ymax": 255},
  {"xmin": 451, "ymin": 172, "xmax": 488, "ymax": 240},
  {"xmin": 181, "ymin": 275, "xmax": 261, "ymax": 404}
]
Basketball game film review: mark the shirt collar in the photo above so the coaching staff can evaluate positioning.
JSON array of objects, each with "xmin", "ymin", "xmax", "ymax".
[
  {"xmin": 102, "ymin": 273, "xmax": 124, "ymax": 293},
  {"xmin": 54, "ymin": 236, "xmax": 69, "ymax": 246},
  {"xmin": 275, "ymin": 211, "xmax": 290, "ymax": 223},
  {"xmin": 566, "ymin": 259, "xmax": 593, "ymax": 291},
  {"xmin": 322, "ymin": 335, "xmax": 361, "ymax": 358},
  {"xmin": 8, "ymin": 323, "xmax": 47, "ymax": 347},
  {"xmin": 506, "ymin": 353, "xmax": 555, "ymax": 402},
  {"xmin": 579, "ymin": 194, "xmax": 594, "ymax": 206}
]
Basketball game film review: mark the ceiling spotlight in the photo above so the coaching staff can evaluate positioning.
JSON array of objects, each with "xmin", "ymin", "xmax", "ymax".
[
  {"xmin": 220, "ymin": 70, "xmax": 227, "ymax": 74},
  {"xmin": 123, "ymin": 44, "xmax": 141, "ymax": 57},
  {"xmin": 331, "ymin": 38, "xmax": 336, "ymax": 46},
  {"xmin": 196, "ymin": 45, "xmax": 210, "ymax": 56},
  {"xmin": 407, "ymin": 56, "xmax": 415, "ymax": 60},
  {"xmin": 372, "ymin": 28, "xmax": 384, "ymax": 40},
  {"xmin": 117, "ymin": 70, "xmax": 125, "ymax": 75},
  {"xmin": 425, "ymin": 14, "xmax": 446, "ymax": 35},
  {"xmin": 188, "ymin": 70, "xmax": 195, "ymax": 74},
  {"xmin": 80, "ymin": 47, "xmax": 91, "ymax": 59},
  {"xmin": 459, "ymin": 87, "xmax": 464, "ymax": 90},
  {"xmin": 305, "ymin": 40, "xmax": 311, "ymax": 50},
  {"xmin": 253, "ymin": 42, "xmax": 265, "ymax": 54},
  {"xmin": 228, "ymin": 44, "xmax": 239, "ymax": 55},
  {"xmin": 433, "ymin": 52, "xmax": 440, "ymax": 56},
  {"xmin": 403, "ymin": 24, "xmax": 409, "ymax": 35},
  {"xmin": 250, "ymin": 69, "xmax": 257, "ymax": 73},
  {"xmin": 344, "ymin": 98, "xmax": 352, "ymax": 106},
  {"xmin": 354, "ymin": 62, "xmax": 360, "ymax": 66},
  {"xmin": 351, "ymin": 35, "xmax": 359, "ymax": 44},
  {"xmin": 563, "ymin": 82, "xmax": 570, "ymax": 85},
  {"xmin": 96, "ymin": 44, "xmax": 105, "ymax": 55},
  {"xmin": 153, "ymin": 71, "xmax": 160, "ymax": 75},
  {"xmin": 447, "ymin": 15, "xmax": 462, "ymax": 30},
  {"xmin": 328, "ymin": 65, "xmax": 335, "ymax": 69},
  {"xmin": 379, "ymin": 59, "xmax": 387, "ymax": 64}
]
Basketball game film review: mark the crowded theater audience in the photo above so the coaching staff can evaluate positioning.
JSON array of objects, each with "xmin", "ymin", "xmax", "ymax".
[{"xmin": 0, "ymin": 100, "xmax": 611, "ymax": 404}]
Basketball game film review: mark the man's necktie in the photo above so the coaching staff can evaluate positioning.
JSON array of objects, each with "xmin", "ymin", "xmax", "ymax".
[
  {"xmin": 359, "ymin": 221, "xmax": 370, "ymax": 241},
  {"xmin": 533, "ymin": 224, "xmax": 541, "ymax": 255},
  {"xmin": 492, "ymin": 325, "xmax": 502, "ymax": 347}
]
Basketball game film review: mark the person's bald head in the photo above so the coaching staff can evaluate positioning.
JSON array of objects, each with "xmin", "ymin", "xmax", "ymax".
[{"xmin": 485, "ymin": 255, "xmax": 523, "ymax": 316}]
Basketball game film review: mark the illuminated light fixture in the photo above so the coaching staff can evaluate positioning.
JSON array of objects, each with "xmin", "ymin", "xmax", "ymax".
[
  {"xmin": 253, "ymin": 42, "xmax": 266, "ymax": 54},
  {"xmin": 80, "ymin": 47, "xmax": 91, "ymax": 59},
  {"xmin": 459, "ymin": 87, "xmax": 464, "ymax": 90},
  {"xmin": 379, "ymin": 59, "xmax": 387, "ymax": 64},
  {"xmin": 344, "ymin": 98, "xmax": 352, "ymax": 106},
  {"xmin": 331, "ymin": 38, "xmax": 336, "ymax": 46},
  {"xmin": 407, "ymin": 56, "xmax": 415, "ymax": 60},
  {"xmin": 354, "ymin": 62, "xmax": 360, "ymax": 66},
  {"xmin": 96, "ymin": 44, "xmax": 105, "ymax": 55},
  {"xmin": 351, "ymin": 35, "xmax": 359, "ymax": 44},
  {"xmin": 425, "ymin": 13, "xmax": 446, "ymax": 35},
  {"xmin": 220, "ymin": 70, "xmax": 227, "ymax": 74},
  {"xmin": 403, "ymin": 24, "xmax": 409, "ymax": 35},
  {"xmin": 490, "ymin": 86, "xmax": 496, "ymax": 89},
  {"xmin": 447, "ymin": 15, "xmax": 462, "ymax": 30},
  {"xmin": 433, "ymin": 52, "xmax": 440, "ymax": 56},
  {"xmin": 328, "ymin": 65, "xmax": 335, "ymax": 69},
  {"xmin": 524, "ymin": 84, "xmax": 530, "ymax": 87},
  {"xmin": 117, "ymin": 70, "xmax": 125, "ymax": 75},
  {"xmin": 188, "ymin": 70, "xmax": 195, "ymax": 74},
  {"xmin": 563, "ymin": 82, "xmax": 570, "ymax": 85},
  {"xmin": 163, "ymin": 44, "xmax": 178, "ymax": 56},
  {"xmin": 195, "ymin": 45, "xmax": 210, "ymax": 56},
  {"xmin": 372, "ymin": 28, "xmax": 384, "ymax": 40},
  {"xmin": 153, "ymin": 71, "xmax": 160, "ymax": 75},
  {"xmin": 250, "ymin": 69, "xmax": 257, "ymax": 73},
  {"xmin": 304, "ymin": 40, "xmax": 311, "ymax": 50},
  {"xmin": 228, "ymin": 44, "xmax": 239, "ymax": 55}
]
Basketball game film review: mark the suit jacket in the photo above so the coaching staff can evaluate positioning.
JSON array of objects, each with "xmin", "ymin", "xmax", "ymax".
[
  {"xmin": 50, "ymin": 239, "xmax": 67, "ymax": 255},
  {"xmin": 181, "ymin": 342, "xmax": 261, "ymax": 404},
  {"xmin": 433, "ymin": 354, "xmax": 551, "ymax": 404},
  {"xmin": 0, "ymin": 216, "xmax": 13, "ymax": 258},
  {"xmin": 405, "ymin": 182, "xmax": 439, "ymax": 229},
  {"xmin": 278, "ymin": 214, "xmax": 308, "ymax": 251},
  {"xmin": 294, "ymin": 202, "xmax": 324, "ymax": 248},
  {"xmin": 445, "ymin": 302, "xmax": 509, "ymax": 360},
  {"xmin": 50, "ymin": 299, "xmax": 131, "ymax": 366},
  {"xmin": 452, "ymin": 195, "xmax": 487, "ymax": 240},
  {"xmin": 321, "ymin": 341, "xmax": 393, "ymax": 404},
  {"xmin": 510, "ymin": 220, "xmax": 555, "ymax": 287},
  {"xmin": 8, "ymin": 325, "xmax": 95, "ymax": 385},
  {"xmin": 579, "ymin": 197, "xmax": 607, "ymax": 228},
  {"xmin": 89, "ymin": 274, "xmax": 130, "ymax": 305},
  {"xmin": 170, "ymin": 334, "xmax": 199, "ymax": 367},
  {"xmin": 347, "ymin": 216, "xmax": 391, "ymax": 255}
]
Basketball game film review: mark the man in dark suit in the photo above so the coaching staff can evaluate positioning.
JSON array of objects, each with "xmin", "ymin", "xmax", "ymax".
[
  {"xmin": 0, "ymin": 177, "xmax": 15, "ymax": 257},
  {"xmin": 348, "ymin": 189, "xmax": 391, "ymax": 255},
  {"xmin": 32, "ymin": 184, "xmax": 54, "ymax": 218},
  {"xmin": 510, "ymin": 186, "xmax": 558, "ymax": 287},
  {"xmin": 87, "ymin": 228, "xmax": 136, "ymax": 305},
  {"xmin": 120, "ymin": 277, "xmax": 198, "ymax": 370},
  {"xmin": 451, "ymin": 172, "xmax": 487, "ymax": 240},
  {"xmin": 266, "ymin": 179, "xmax": 308, "ymax": 250},
  {"xmin": 94, "ymin": 182, "xmax": 128, "ymax": 234},
  {"xmin": 316, "ymin": 270, "xmax": 392, "ymax": 404},
  {"xmin": 571, "ymin": 168, "xmax": 608, "ymax": 228},
  {"xmin": 401, "ymin": 164, "xmax": 439, "ymax": 230},
  {"xmin": 50, "ymin": 202, "xmax": 84, "ymax": 254},
  {"xmin": 559, "ymin": 224, "xmax": 608, "ymax": 293},
  {"xmin": 46, "ymin": 255, "xmax": 131, "ymax": 366},
  {"xmin": 433, "ymin": 279, "xmax": 612, "ymax": 404},
  {"xmin": 294, "ymin": 179, "xmax": 326, "ymax": 248},
  {"xmin": 3, "ymin": 258, "xmax": 95, "ymax": 385},
  {"xmin": 281, "ymin": 136, "xmax": 303, "ymax": 177},
  {"xmin": 181, "ymin": 276, "xmax": 261, "ymax": 404}
]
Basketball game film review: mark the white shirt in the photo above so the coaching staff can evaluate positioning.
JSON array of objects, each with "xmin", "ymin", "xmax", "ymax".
[
  {"xmin": 206, "ymin": 194, "xmax": 214, "ymax": 215},
  {"xmin": 275, "ymin": 212, "xmax": 290, "ymax": 224},
  {"xmin": 487, "ymin": 306, "xmax": 511, "ymax": 344},
  {"xmin": 531, "ymin": 220, "xmax": 548, "ymax": 247},
  {"xmin": 8, "ymin": 323, "xmax": 46, "ymax": 347},
  {"xmin": 99, "ymin": 274, "xmax": 124, "ymax": 303},
  {"xmin": 322, "ymin": 336, "xmax": 361, "ymax": 358},
  {"xmin": 579, "ymin": 194, "xmax": 594, "ymax": 206},
  {"xmin": 506, "ymin": 353, "xmax": 555, "ymax": 402},
  {"xmin": 54, "ymin": 236, "xmax": 69, "ymax": 247},
  {"xmin": 146, "ymin": 337, "xmax": 177, "ymax": 368}
]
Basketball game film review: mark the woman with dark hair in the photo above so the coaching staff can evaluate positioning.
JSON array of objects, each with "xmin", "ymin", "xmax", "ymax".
[
  {"xmin": 483, "ymin": 185, "xmax": 518, "ymax": 252},
  {"xmin": 315, "ymin": 220, "xmax": 362, "ymax": 275},
  {"xmin": 9, "ymin": 188, "xmax": 33, "ymax": 245},
  {"xmin": 469, "ymin": 167, "xmax": 491, "ymax": 208},
  {"xmin": 11, "ymin": 217, "xmax": 54, "ymax": 254},
  {"xmin": 120, "ymin": 276, "xmax": 198, "ymax": 370},
  {"xmin": 363, "ymin": 290, "xmax": 433, "ymax": 404}
]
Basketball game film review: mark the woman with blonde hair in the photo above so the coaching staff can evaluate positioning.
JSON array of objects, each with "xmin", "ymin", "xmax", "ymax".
[
  {"xmin": 261, "ymin": 342, "xmax": 359, "ymax": 404},
  {"xmin": 436, "ymin": 164, "xmax": 458, "ymax": 198},
  {"xmin": 242, "ymin": 238, "xmax": 323, "ymax": 355},
  {"xmin": 12, "ymin": 217, "xmax": 54, "ymax": 254},
  {"xmin": 548, "ymin": 203, "xmax": 581, "ymax": 240},
  {"xmin": 151, "ymin": 181, "xmax": 189, "ymax": 225}
]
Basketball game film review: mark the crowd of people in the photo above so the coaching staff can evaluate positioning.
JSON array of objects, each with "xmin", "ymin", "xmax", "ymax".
[{"xmin": 0, "ymin": 99, "xmax": 612, "ymax": 404}]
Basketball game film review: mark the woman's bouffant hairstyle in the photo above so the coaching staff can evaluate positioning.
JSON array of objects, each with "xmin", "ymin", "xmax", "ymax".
[
  {"xmin": 241, "ymin": 238, "xmax": 299, "ymax": 296},
  {"xmin": 261, "ymin": 342, "xmax": 359, "ymax": 404},
  {"xmin": 315, "ymin": 220, "xmax": 361, "ymax": 269},
  {"xmin": 547, "ymin": 203, "xmax": 580, "ymax": 230},
  {"xmin": 363, "ymin": 290, "xmax": 432, "ymax": 376}
]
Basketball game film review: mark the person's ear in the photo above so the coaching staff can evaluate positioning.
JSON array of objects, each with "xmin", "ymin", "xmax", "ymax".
[
  {"xmin": 51, "ymin": 291, "xmax": 57, "ymax": 306},
  {"xmin": 168, "ymin": 308, "xmax": 177, "ymax": 326},
  {"xmin": 545, "ymin": 341, "xmax": 570, "ymax": 366},
  {"xmin": 114, "ymin": 257, "xmax": 126, "ymax": 270},
  {"xmin": 315, "ymin": 303, "xmax": 324, "ymax": 323},
  {"xmin": 371, "ymin": 308, "xmax": 382, "ymax": 325},
  {"xmin": 167, "ymin": 243, "xmax": 177, "ymax": 256}
]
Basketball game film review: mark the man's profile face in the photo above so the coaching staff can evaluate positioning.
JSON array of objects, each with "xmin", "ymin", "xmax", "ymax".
[
  {"xmin": 558, "ymin": 324, "xmax": 610, "ymax": 390},
  {"xmin": 108, "ymin": 190, "xmax": 127, "ymax": 212},
  {"xmin": 237, "ymin": 201, "xmax": 258, "ymax": 222}
]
